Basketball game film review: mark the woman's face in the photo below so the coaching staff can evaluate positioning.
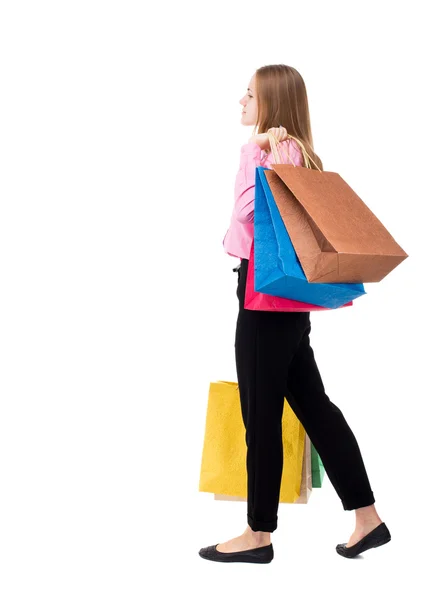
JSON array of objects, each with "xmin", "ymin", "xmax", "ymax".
[{"xmin": 239, "ymin": 73, "xmax": 257, "ymax": 126}]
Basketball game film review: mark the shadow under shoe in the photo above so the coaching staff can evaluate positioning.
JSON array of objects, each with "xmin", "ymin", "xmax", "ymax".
[{"xmin": 336, "ymin": 522, "xmax": 391, "ymax": 558}]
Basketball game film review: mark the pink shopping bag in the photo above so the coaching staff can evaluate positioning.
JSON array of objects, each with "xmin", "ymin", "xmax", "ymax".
[{"xmin": 244, "ymin": 240, "xmax": 353, "ymax": 312}]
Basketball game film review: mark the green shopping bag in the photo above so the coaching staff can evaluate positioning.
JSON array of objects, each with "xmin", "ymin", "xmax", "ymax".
[{"xmin": 311, "ymin": 442, "xmax": 325, "ymax": 488}]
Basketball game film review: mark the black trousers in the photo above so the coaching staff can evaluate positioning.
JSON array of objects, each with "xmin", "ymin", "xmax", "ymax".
[{"xmin": 234, "ymin": 258, "xmax": 375, "ymax": 532}]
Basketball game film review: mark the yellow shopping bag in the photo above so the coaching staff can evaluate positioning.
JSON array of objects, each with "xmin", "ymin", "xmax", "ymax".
[
  {"xmin": 199, "ymin": 381, "xmax": 306, "ymax": 503},
  {"xmin": 214, "ymin": 430, "xmax": 312, "ymax": 504}
]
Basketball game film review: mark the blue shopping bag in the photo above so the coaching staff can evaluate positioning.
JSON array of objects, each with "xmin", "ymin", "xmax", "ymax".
[{"xmin": 254, "ymin": 166, "xmax": 366, "ymax": 309}]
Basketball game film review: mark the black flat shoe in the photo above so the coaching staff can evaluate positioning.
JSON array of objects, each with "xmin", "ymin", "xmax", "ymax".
[
  {"xmin": 336, "ymin": 522, "xmax": 391, "ymax": 558},
  {"xmin": 199, "ymin": 543, "xmax": 274, "ymax": 563}
]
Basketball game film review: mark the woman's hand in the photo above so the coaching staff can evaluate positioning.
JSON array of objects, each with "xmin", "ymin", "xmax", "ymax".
[{"xmin": 248, "ymin": 126, "xmax": 288, "ymax": 150}]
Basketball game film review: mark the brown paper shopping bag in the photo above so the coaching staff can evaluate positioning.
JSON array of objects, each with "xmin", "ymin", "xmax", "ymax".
[
  {"xmin": 214, "ymin": 432, "xmax": 313, "ymax": 505},
  {"xmin": 264, "ymin": 131, "xmax": 408, "ymax": 284}
]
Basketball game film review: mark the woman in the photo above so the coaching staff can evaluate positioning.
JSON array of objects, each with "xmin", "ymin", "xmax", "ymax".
[{"xmin": 199, "ymin": 64, "xmax": 391, "ymax": 564}]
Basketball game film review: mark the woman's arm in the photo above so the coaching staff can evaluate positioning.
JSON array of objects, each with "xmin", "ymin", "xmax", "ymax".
[
  {"xmin": 233, "ymin": 142, "xmax": 262, "ymax": 224},
  {"xmin": 233, "ymin": 137, "xmax": 298, "ymax": 224}
]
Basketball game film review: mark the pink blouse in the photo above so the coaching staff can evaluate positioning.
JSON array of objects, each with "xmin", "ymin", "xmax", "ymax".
[{"xmin": 222, "ymin": 138, "xmax": 304, "ymax": 260}]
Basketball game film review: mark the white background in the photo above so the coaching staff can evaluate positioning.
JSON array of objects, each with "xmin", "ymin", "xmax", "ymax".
[{"xmin": 0, "ymin": 1, "xmax": 427, "ymax": 598}]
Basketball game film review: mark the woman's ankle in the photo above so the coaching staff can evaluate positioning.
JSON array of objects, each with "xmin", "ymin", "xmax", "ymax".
[
  {"xmin": 354, "ymin": 504, "xmax": 382, "ymax": 529},
  {"xmin": 244, "ymin": 524, "xmax": 271, "ymax": 540}
]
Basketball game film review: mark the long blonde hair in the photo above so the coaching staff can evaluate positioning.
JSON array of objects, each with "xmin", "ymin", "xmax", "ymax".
[{"xmin": 252, "ymin": 64, "xmax": 323, "ymax": 171}]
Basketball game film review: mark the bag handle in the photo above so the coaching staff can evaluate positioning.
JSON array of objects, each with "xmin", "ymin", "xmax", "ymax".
[{"xmin": 267, "ymin": 130, "xmax": 322, "ymax": 172}]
